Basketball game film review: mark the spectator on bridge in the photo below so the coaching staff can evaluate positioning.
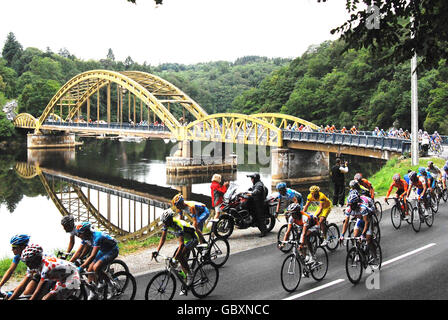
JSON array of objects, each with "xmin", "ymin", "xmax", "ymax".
[
  {"xmin": 210, "ymin": 174, "xmax": 229, "ymax": 221},
  {"xmin": 373, "ymin": 127, "xmax": 380, "ymax": 136},
  {"xmin": 298, "ymin": 124, "xmax": 304, "ymax": 131},
  {"xmin": 330, "ymin": 158, "xmax": 349, "ymax": 207},
  {"xmin": 324, "ymin": 125, "xmax": 331, "ymax": 133},
  {"xmin": 340, "ymin": 126, "xmax": 347, "ymax": 134},
  {"xmin": 329, "ymin": 125, "xmax": 336, "ymax": 133},
  {"xmin": 350, "ymin": 126, "xmax": 358, "ymax": 135}
]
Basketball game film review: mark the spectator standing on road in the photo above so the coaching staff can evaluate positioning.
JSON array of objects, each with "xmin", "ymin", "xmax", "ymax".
[
  {"xmin": 331, "ymin": 158, "xmax": 349, "ymax": 207},
  {"xmin": 210, "ymin": 174, "xmax": 229, "ymax": 220}
]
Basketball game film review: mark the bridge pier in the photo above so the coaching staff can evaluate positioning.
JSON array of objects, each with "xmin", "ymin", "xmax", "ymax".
[
  {"xmin": 166, "ymin": 140, "xmax": 237, "ymax": 176},
  {"xmin": 27, "ymin": 133, "xmax": 82, "ymax": 149},
  {"xmin": 271, "ymin": 148, "xmax": 330, "ymax": 188}
]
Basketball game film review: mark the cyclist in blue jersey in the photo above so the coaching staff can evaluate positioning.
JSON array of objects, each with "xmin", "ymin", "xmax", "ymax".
[
  {"xmin": 172, "ymin": 194, "xmax": 209, "ymax": 243},
  {"xmin": 61, "ymin": 215, "xmax": 91, "ymax": 259},
  {"xmin": 442, "ymin": 162, "xmax": 448, "ymax": 190},
  {"xmin": 72, "ymin": 222, "xmax": 119, "ymax": 300},
  {"xmin": 274, "ymin": 182, "xmax": 304, "ymax": 218},
  {"xmin": 0, "ymin": 235, "xmax": 38, "ymax": 298},
  {"xmin": 153, "ymin": 209, "xmax": 200, "ymax": 296}
]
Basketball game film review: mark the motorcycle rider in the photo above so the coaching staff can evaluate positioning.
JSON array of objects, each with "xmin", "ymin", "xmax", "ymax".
[{"xmin": 246, "ymin": 173, "xmax": 268, "ymax": 237}]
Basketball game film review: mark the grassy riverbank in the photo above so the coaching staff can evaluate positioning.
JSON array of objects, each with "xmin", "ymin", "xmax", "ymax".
[{"xmin": 369, "ymin": 157, "xmax": 446, "ymax": 196}]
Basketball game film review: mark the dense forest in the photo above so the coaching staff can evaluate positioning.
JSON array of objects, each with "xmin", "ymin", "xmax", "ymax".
[
  {"xmin": 1, "ymin": 31, "xmax": 448, "ymax": 143},
  {"xmin": 0, "ymin": 32, "xmax": 290, "ymax": 141},
  {"xmin": 231, "ymin": 40, "xmax": 448, "ymax": 134}
]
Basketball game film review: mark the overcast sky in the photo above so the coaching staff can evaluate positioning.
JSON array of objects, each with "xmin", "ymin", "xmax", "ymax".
[{"xmin": 0, "ymin": 0, "xmax": 350, "ymax": 66}]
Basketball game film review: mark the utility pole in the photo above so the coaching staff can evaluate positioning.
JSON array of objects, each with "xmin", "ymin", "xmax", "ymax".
[
  {"xmin": 410, "ymin": 14, "xmax": 419, "ymax": 166},
  {"xmin": 411, "ymin": 52, "xmax": 419, "ymax": 166}
]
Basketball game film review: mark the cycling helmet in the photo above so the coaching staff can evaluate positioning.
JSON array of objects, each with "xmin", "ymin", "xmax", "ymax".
[
  {"xmin": 276, "ymin": 182, "xmax": 287, "ymax": 191},
  {"xmin": 393, "ymin": 173, "xmax": 401, "ymax": 181},
  {"xmin": 172, "ymin": 194, "xmax": 184, "ymax": 207},
  {"xmin": 286, "ymin": 203, "xmax": 301, "ymax": 214},
  {"xmin": 444, "ymin": 164, "xmax": 448, "ymax": 172},
  {"xmin": 347, "ymin": 192, "xmax": 360, "ymax": 205},
  {"xmin": 21, "ymin": 244, "xmax": 43, "ymax": 266},
  {"xmin": 61, "ymin": 215, "xmax": 75, "ymax": 230},
  {"xmin": 161, "ymin": 209, "xmax": 174, "ymax": 225},
  {"xmin": 427, "ymin": 161, "xmax": 434, "ymax": 167},
  {"xmin": 75, "ymin": 221, "xmax": 93, "ymax": 235},
  {"xmin": 418, "ymin": 167, "xmax": 426, "ymax": 174},
  {"xmin": 354, "ymin": 173, "xmax": 363, "ymax": 181},
  {"xmin": 10, "ymin": 234, "xmax": 30, "ymax": 247},
  {"xmin": 309, "ymin": 185, "xmax": 320, "ymax": 193},
  {"xmin": 349, "ymin": 180, "xmax": 360, "ymax": 190},
  {"xmin": 408, "ymin": 171, "xmax": 417, "ymax": 182}
]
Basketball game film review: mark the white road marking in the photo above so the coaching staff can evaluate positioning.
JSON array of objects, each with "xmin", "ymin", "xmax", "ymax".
[
  {"xmin": 382, "ymin": 243, "xmax": 437, "ymax": 267},
  {"xmin": 283, "ymin": 279, "xmax": 345, "ymax": 300}
]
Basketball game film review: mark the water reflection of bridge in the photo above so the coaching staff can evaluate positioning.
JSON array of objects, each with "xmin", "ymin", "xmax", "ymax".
[{"xmin": 14, "ymin": 162, "xmax": 213, "ymax": 242}]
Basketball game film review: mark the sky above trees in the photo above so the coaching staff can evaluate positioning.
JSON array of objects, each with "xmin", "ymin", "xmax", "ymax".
[{"xmin": 0, "ymin": 0, "xmax": 349, "ymax": 65}]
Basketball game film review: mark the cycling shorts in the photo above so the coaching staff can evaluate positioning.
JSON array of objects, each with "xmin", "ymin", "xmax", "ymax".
[
  {"xmin": 316, "ymin": 206, "xmax": 331, "ymax": 219},
  {"xmin": 195, "ymin": 207, "xmax": 210, "ymax": 231},
  {"xmin": 354, "ymin": 217, "xmax": 373, "ymax": 236},
  {"xmin": 396, "ymin": 189, "xmax": 406, "ymax": 197},
  {"xmin": 184, "ymin": 238, "xmax": 199, "ymax": 250},
  {"xmin": 93, "ymin": 247, "xmax": 119, "ymax": 266}
]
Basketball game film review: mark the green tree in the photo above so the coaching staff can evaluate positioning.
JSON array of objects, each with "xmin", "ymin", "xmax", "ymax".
[
  {"xmin": 1, "ymin": 32, "xmax": 23, "ymax": 70},
  {"xmin": 18, "ymin": 78, "xmax": 60, "ymax": 116}
]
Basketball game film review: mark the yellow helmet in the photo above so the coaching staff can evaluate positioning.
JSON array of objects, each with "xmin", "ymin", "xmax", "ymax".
[
  {"xmin": 172, "ymin": 193, "xmax": 184, "ymax": 207},
  {"xmin": 309, "ymin": 185, "xmax": 320, "ymax": 193}
]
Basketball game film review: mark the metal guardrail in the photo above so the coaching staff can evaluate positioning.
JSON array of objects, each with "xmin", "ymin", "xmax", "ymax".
[
  {"xmin": 282, "ymin": 130, "xmax": 411, "ymax": 154},
  {"xmin": 43, "ymin": 121, "xmax": 171, "ymax": 132}
]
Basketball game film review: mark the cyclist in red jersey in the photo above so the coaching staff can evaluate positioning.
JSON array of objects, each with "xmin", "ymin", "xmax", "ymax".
[{"xmin": 385, "ymin": 173, "xmax": 409, "ymax": 219}]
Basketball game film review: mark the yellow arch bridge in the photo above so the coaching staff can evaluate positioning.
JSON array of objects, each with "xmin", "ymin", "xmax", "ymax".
[{"xmin": 13, "ymin": 70, "xmax": 410, "ymax": 159}]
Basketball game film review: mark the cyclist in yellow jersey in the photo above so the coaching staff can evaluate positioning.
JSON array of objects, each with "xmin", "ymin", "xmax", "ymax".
[{"xmin": 302, "ymin": 185, "xmax": 332, "ymax": 246}]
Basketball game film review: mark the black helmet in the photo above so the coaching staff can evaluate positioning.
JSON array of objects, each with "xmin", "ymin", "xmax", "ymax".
[
  {"xmin": 247, "ymin": 173, "xmax": 260, "ymax": 181},
  {"xmin": 61, "ymin": 215, "xmax": 75, "ymax": 231}
]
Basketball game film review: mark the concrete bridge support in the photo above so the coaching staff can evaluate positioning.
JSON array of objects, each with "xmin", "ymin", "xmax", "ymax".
[
  {"xmin": 27, "ymin": 133, "xmax": 82, "ymax": 149},
  {"xmin": 271, "ymin": 148, "xmax": 330, "ymax": 188},
  {"xmin": 165, "ymin": 140, "xmax": 237, "ymax": 176}
]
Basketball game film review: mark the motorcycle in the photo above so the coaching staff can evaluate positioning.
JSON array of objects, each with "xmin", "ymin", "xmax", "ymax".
[{"xmin": 212, "ymin": 183, "xmax": 278, "ymax": 239}]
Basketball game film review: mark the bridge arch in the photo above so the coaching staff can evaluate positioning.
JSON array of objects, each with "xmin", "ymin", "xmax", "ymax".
[
  {"xmin": 251, "ymin": 113, "xmax": 319, "ymax": 131},
  {"xmin": 33, "ymin": 70, "xmax": 208, "ymax": 136},
  {"xmin": 183, "ymin": 113, "xmax": 283, "ymax": 147}
]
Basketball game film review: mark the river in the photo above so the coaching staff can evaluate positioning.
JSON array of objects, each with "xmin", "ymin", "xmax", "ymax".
[{"xmin": 0, "ymin": 137, "xmax": 385, "ymax": 259}]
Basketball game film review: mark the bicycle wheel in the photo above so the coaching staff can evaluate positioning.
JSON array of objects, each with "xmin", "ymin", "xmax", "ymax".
[
  {"xmin": 190, "ymin": 262, "xmax": 219, "ymax": 299},
  {"xmin": 442, "ymin": 189, "xmax": 448, "ymax": 202},
  {"xmin": 107, "ymin": 271, "xmax": 136, "ymax": 300},
  {"xmin": 277, "ymin": 224, "xmax": 293, "ymax": 253},
  {"xmin": 68, "ymin": 283, "xmax": 87, "ymax": 300},
  {"xmin": 430, "ymin": 194, "xmax": 438, "ymax": 214},
  {"xmin": 207, "ymin": 238, "xmax": 230, "ymax": 268},
  {"xmin": 145, "ymin": 271, "xmax": 176, "ymax": 300},
  {"xmin": 346, "ymin": 228, "xmax": 355, "ymax": 253},
  {"xmin": 325, "ymin": 223, "xmax": 340, "ymax": 251},
  {"xmin": 280, "ymin": 254, "xmax": 302, "ymax": 292},
  {"xmin": 346, "ymin": 247, "xmax": 364, "ymax": 284},
  {"xmin": 367, "ymin": 239, "xmax": 382, "ymax": 270},
  {"xmin": 405, "ymin": 202, "xmax": 413, "ymax": 225},
  {"xmin": 425, "ymin": 208, "xmax": 434, "ymax": 227},
  {"xmin": 371, "ymin": 214, "xmax": 381, "ymax": 243},
  {"xmin": 390, "ymin": 205, "xmax": 402, "ymax": 230},
  {"xmin": 374, "ymin": 201, "xmax": 383, "ymax": 222},
  {"xmin": 411, "ymin": 207, "xmax": 421, "ymax": 232},
  {"xmin": 107, "ymin": 259, "xmax": 129, "ymax": 275},
  {"xmin": 310, "ymin": 246, "xmax": 328, "ymax": 281},
  {"xmin": 212, "ymin": 214, "xmax": 234, "ymax": 239}
]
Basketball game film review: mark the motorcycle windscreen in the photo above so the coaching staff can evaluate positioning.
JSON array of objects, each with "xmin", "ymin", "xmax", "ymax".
[{"xmin": 223, "ymin": 182, "xmax": 239, "ymax": 202}]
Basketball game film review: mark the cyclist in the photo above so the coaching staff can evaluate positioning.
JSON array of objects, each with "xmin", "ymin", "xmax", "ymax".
[
  {"xmin": 60, "ymin": 215, "xmax": 91, "ymax": 259},
  {"xmin": 280, "ymin": 203, "xmax": 320, "ymax": 265},
  {"xmin": 340, "ymin": 193, "xmax": 377, "ymax": 257},
  {"xmin": 406, "ymin": 170, "xmax": 430, "ymax": 216},
  {"xmin": 72, "ymin": 222, "xmax": 119, "ymax": 300},
  {"xmin": 0, "ymin": 235, "xmax": 37, "ymax": 298},
  {"xmin": 442, "ymin": 161, "xmax": 448, "ymax": 191},
  {"xmin": 354, "ymin": 173, "xmax": 375, "ymax": 199},
  {"xmin": 427, "ymin": 161, "xmax": 442, "ymax": 181},
  {"xmin": 20, "ymin": 244, "xmax": 80, "ymax": 300},
  {"xmin": 274, "ymin": 182, "xmax": 304, "ymax": 219},
  {"xmin": 302, "ymin": 185, "xmax": 332, "ymax": 247},
  {"xmin": 153, "ymin": 209, "xmax": 199, "ymax": 296},
  {"xmin": 172, "ymin": 194, "xmax": 209, "ymax": 243},
  {"xmin": 385, "ymin": 173, "xmax": 409, "ymax": 220}
]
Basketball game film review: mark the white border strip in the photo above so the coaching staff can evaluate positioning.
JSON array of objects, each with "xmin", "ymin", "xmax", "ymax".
[
  {"xmin": 382, "ymin": 243, "xmax": 436, "ymax": 267},
  {"xmin": 283, "ymin": 279, "xmax": 345, "ymax": 300}
]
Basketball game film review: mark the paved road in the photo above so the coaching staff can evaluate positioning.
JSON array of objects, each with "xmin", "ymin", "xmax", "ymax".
[{"xmin": 134, "ymin": 200, "xmax": 448, "ymax": 300}]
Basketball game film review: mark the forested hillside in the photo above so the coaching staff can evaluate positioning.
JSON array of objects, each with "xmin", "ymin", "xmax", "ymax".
[
  {"xmin": 231, "ymin": 40, "xmax": 448, "ymax": 134},
  {"xmin": 0, "ymin": 32, "xmax": 290, "ymax": 140}
]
